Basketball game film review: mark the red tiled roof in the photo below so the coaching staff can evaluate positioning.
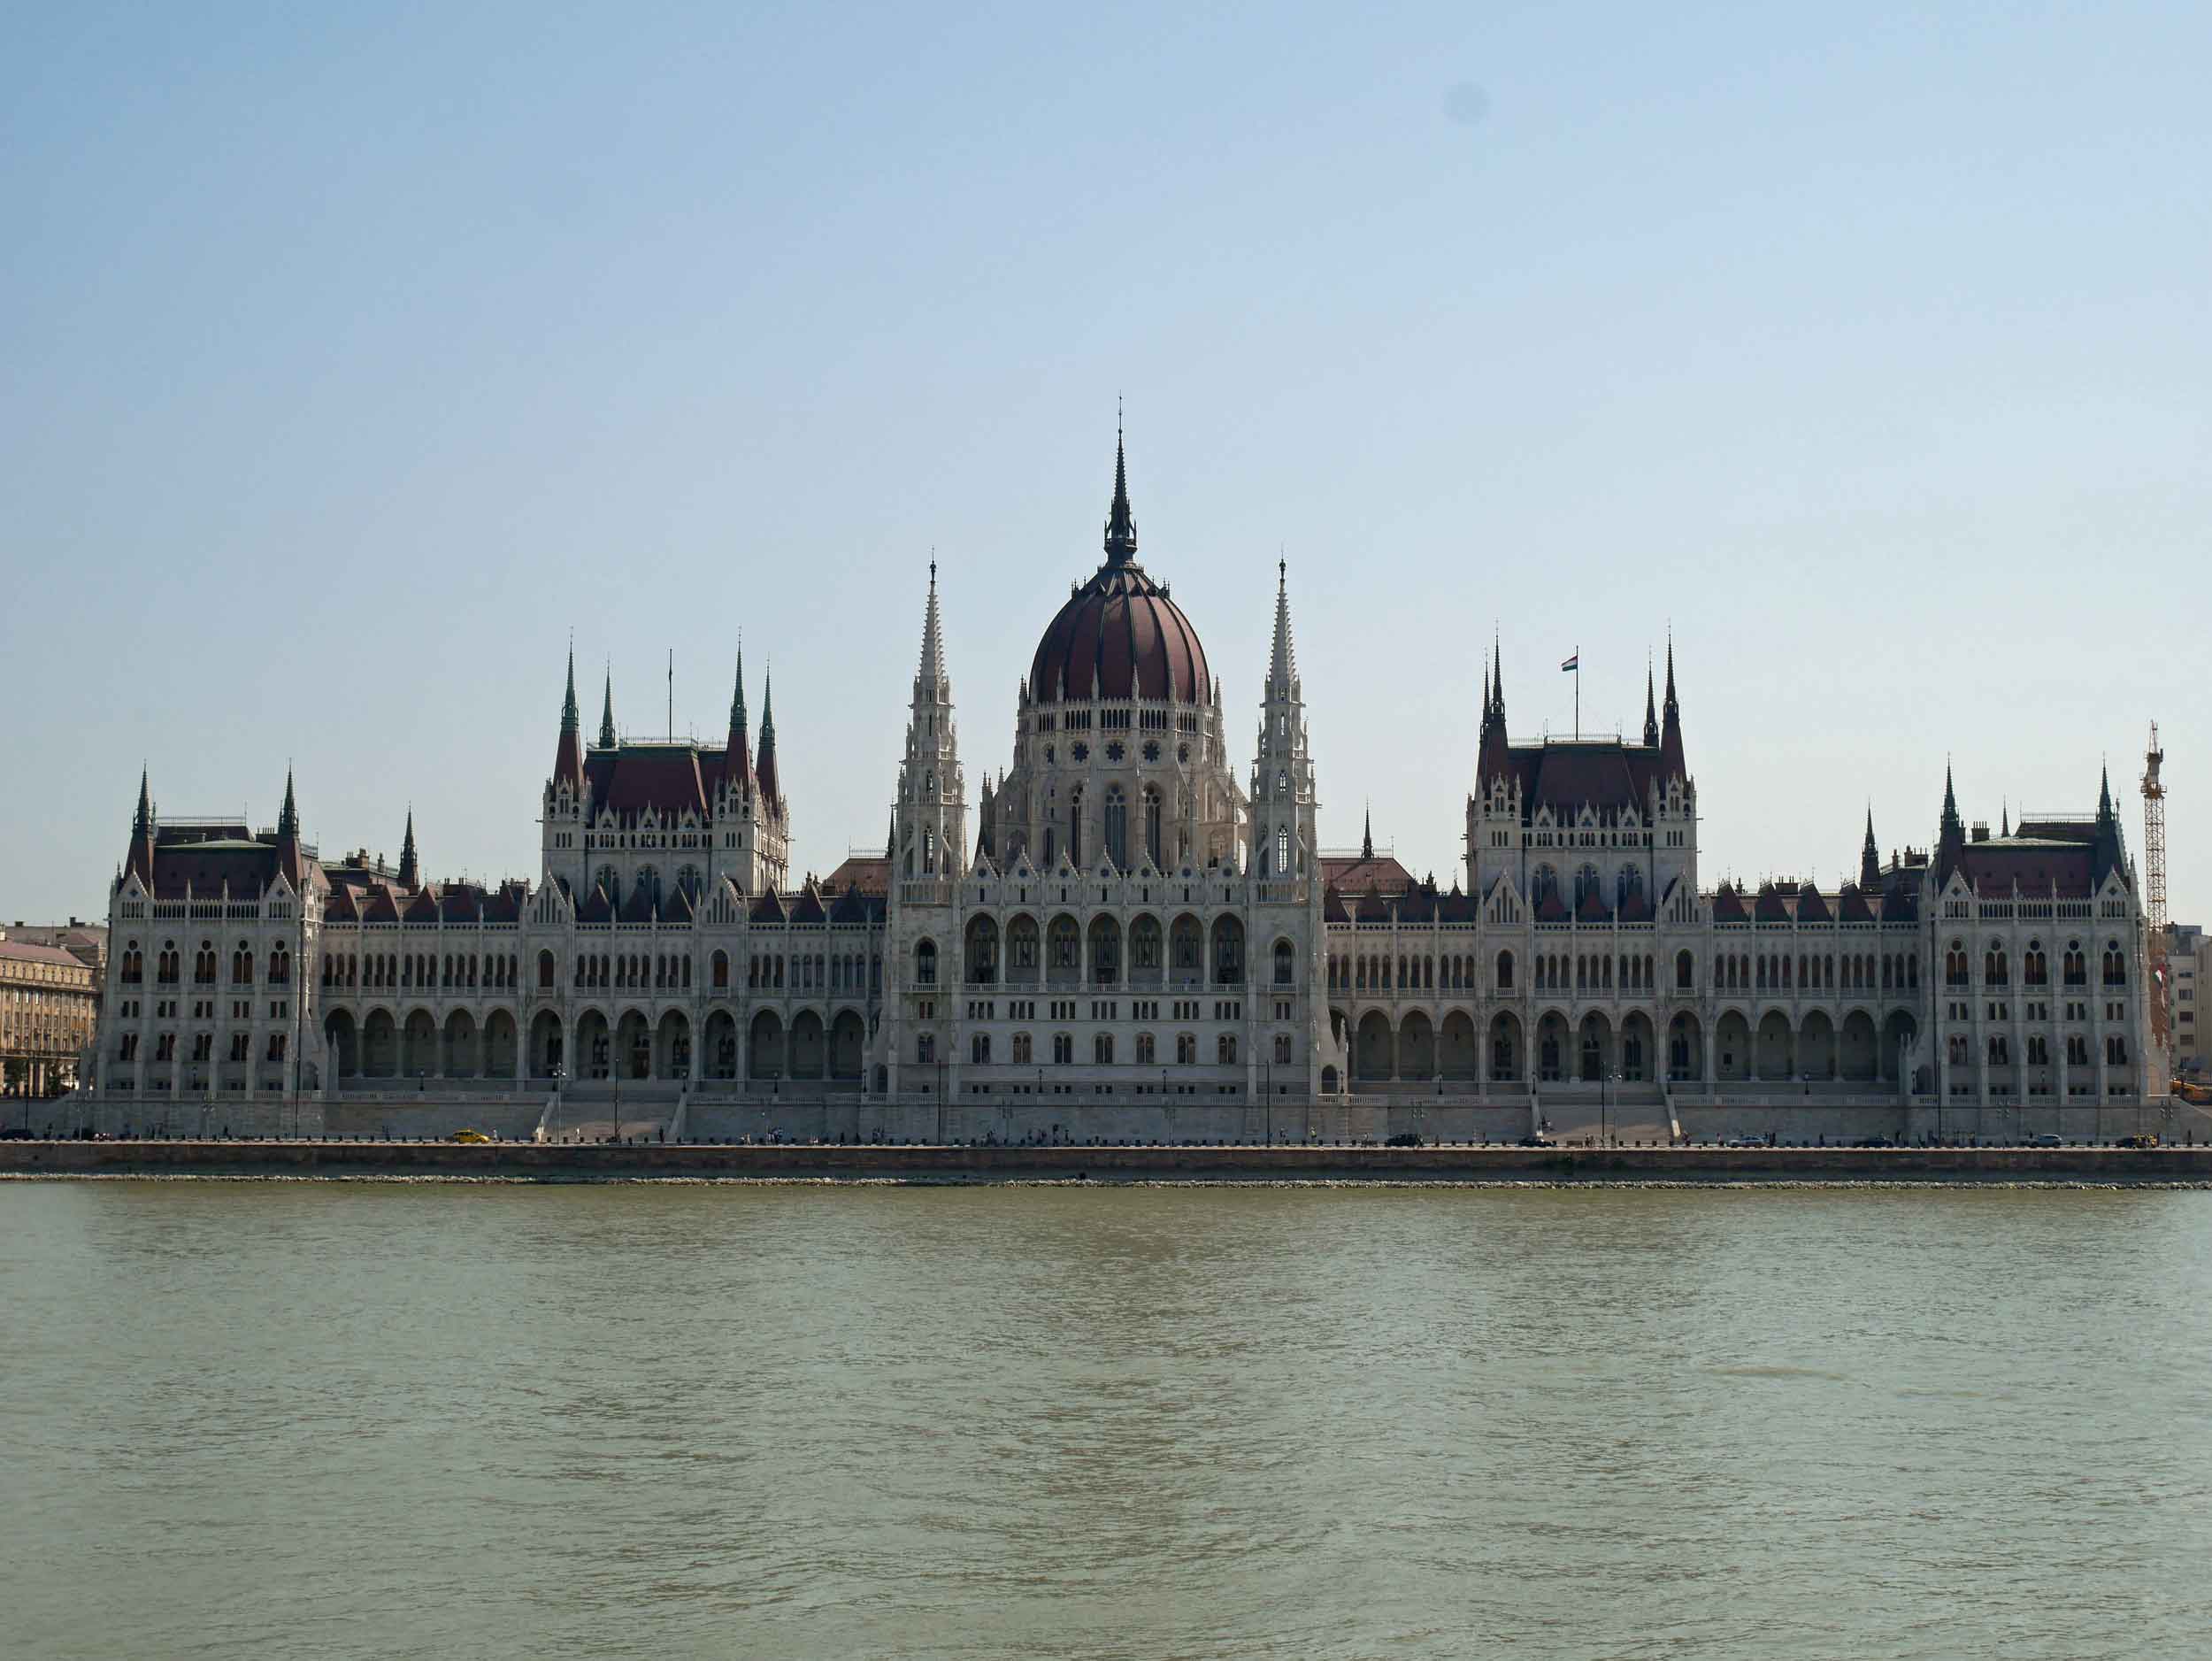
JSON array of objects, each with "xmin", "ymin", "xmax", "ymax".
[
  {"xmin": 825, "ymin": 855, "xmax": 889, "ymax": 897},
  {"xmin": 1321, "ymin": 854, "xmax": 1415, "ymax": 896}
]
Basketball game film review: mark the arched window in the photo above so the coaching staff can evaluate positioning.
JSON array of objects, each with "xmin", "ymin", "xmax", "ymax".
[
  {"xmin": 1676, "ymin": 950, "xmax": 1694, "ymax": 990},
  {"xmin": 1496, "ymin": 950, "xmax": 1514, "ymax": 990},
  {"xmin": 1143, "ymin": 787, "xmax": 1163, "ymax": 868},
  {"xmin": 1273, "ymin": 940, "xmax": 1294, "ymax": 986},
  {"xmin": 539, "ymin": 951, "xmax": 557, "ymax": 990},
  {"xmin": 1068, "ymin": 786, "xmax": 1084, "ymax": 869},
  {"xmin": 710, "ymin": 950, "xmax": 728, "ymax": 989},
  {"xmin": 1275, "ymin": 824, "xmax": 1290, "ymax": 878},
  {"xmin": 1574, "ymin": 864, "xmax": 1601, "ymax": 908},
  {"xmin": 2024, "ymin": 942, "xmax": 2047, "ymax": 985},
  {"xmin": 1094, "ymin": 1033, "xmax": 1114, "ymax": 1064},
  {"xmin": 972, "ymin": 1034, "xmax": 991, "ymax": 1064},
  {"xmin": 2102, "ymin": 942, "xmax": 2126, "ymax": 986},
  {"xmin": 2063, "ymin": 942, "xmax": 2085, "ymax": 986},
  {"xmin": 915, "ymin": 940, "xmax": 938, "ymax": 986},
  {"xmin": 923, "ymin": 826, "xmax": 937, "ymax": 873},
  {"xmin": 1104, "ymin": 786, "xmax": 1127, "ymax": 870},
  {"xmin": 1531, "ymin": 865, "xmax": 1558, "ymax": 906}
]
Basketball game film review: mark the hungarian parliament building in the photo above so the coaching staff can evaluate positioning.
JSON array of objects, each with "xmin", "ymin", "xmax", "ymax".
[{"xmin": 85, "ymin": 435, "xmax": 2158, "ymax": 1136}]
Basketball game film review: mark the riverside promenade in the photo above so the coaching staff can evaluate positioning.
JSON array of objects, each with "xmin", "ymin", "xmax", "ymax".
[{"xmin": 4, "ymin": 1139, "xmax": 2210, "ymax": 1182}]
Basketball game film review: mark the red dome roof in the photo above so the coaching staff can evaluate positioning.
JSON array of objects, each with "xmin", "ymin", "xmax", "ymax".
[
  {"xmin": 1030, "ymin": 561, "xmax": 1210, "ymax": 706},
  {"xmin": 1029, "ymin": 427, "xmax": 1210, "ymax": 706}
]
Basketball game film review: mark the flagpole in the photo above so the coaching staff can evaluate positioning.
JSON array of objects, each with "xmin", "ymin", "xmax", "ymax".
[{"xmin": 1574, "ymin": 644, "xmax": 1579, "ymax": 740}]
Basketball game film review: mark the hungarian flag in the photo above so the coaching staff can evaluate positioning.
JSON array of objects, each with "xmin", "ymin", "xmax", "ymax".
[{"xmin": 1560, "ymin": 653, "xmax": 1578, "ymax": 673}]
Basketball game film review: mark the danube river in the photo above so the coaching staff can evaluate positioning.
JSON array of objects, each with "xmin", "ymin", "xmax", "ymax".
[{"xmin": 5, "ymin": 1182, "xmax": 2209, "ymax": 1659}]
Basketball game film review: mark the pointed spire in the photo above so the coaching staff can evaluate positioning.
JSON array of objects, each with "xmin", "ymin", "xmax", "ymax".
[
  {"xmin": 398, "ymin": 810, "xmax": 419, "ymax": 888},
  {"xmin": 278, "ymin": 768, "xmax": 298, "ymax": 838},
  {"xmin": 598, "ymin": 667, "xmax": 616, "ymax": 750},
  {"xmin": 1102, "ymin": 408, "xmax": 1138, "ymax": 565},
  {"xmin": 1658, "ymin": 632, "xmax": 1686, "ymax": 781},
  {"xmin": 886, "ymin": 805, "xmax": 896, "ymax": 859},
  {"xmin": 1641, "ymin": 658, "xmax": 1659, "ymax": 748},
  {"xmin": 1936, "ymin": 760, "xmax": 1965, "ymax": 883},
  {"xmin": 918, "ymin": 560, "xmax": 948, "ymax": 696},
  {"xmin": 1268, "ymin": 558, "xmax": 1297, "ymax": 695},
  {"xmin": 1362, "ymin": 804, "xmax": 1374, "ymax": 862},
  {"xmin": 124, "ymin": 767, "xmax": 157, "ymax": 887},
  {"xmin": 1942, "ymin": 761, "xmax": 1960, "ymax": 827},
  {"xmin": 1491, "ymin": 632, "xmax": 1505, "ymax": 717},
  {"xmin": 1860, "ymin": 807, "xmax": 1880, "ymax": 888},
  {"xmin": 2098, "ymin": 762, "xmax": 2114, "ymax": 821},
  {"xmin": 726, "ymin": 647, "xmax": 751, "ymax": 788},
  {"xmin": 553, "ymin": 648, "xmax": 587, "ymax": 792},
  {"xmin": 2001, "ymin": 800, "xmax": 2010, "ymax": 838},
  {"xmin": 755, "ymin": 667, "xmax": 781, "ymax": 816}
]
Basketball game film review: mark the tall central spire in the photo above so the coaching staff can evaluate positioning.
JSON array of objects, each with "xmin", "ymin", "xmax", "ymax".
[
  {"xmin": 1268, "ymin": 558, "xmax": 1297, "ymax": 694},
  {"xmin": 1103, "ymin": 409, "xmax": 1137, "ymax": 566},
  {"xmin": 918, "ymin": 560, "xmax": 949, "ymax": 695}
]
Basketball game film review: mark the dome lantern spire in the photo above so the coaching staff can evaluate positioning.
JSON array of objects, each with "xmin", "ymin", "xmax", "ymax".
[{"xmin": 1103, "ymin": 407, "xmax": 1137, "ymax": 566}]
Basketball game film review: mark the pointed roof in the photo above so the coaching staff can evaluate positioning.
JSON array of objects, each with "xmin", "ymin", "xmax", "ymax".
[
  {"xmin": 788, "ymin": 881, "xmax": 828, "ymax": 925},
  {"xmin": 1860, "ymin": 808, "xmax": 1881, "ymax": 888},
  {"xmin": 1658, "ymin": 635, "xmax": 1686, "ymax": 780},
  {"xmin": 726, "ymin": 649, "xmax": 752, "ymax": 788},
  {"xmin": 1361, "ymin": 805, "xmax": 1374, "ymax": 861},
  {"xmin": 575, "ymin": 883, "xmax": 614, "ymax": 924},
  {"xmin": 126, "ymin": 768, "xmax": 156, "ymax": 886},
  {"xmin": 323, "ymin": 885, "xmax": 359, "ymax": 922},
  {"xmin": 749, "ymin": 888, "xmax": 787, "ymax": 924},
  {"xmin": 1103, "ymin": 412, "xmax": 1138, "ymax": 566},
  {"xmin": 755, "ymin": 669, "xmax": 781, "ymax": 815},
  {"xmin": 1711, "ymin": 883, "xmax": 1748, "ymax": 923},
  {"xmin": 1642, "ymin": 661, "xmax": 1659, "ymax": 748},
  {"xmin": 402, "ymin": 886, "xmax": 440, "ymax": 923},
  {"xmin": 397, "ymin": 811, "xmax": 419, "ymax": 889},
  {"xmin": 1795, "ymin": 883, "xmax": 1832, "ymax": 925},
  {"xmin": 278, "ymin": 769, "xmax": 299, "ymax": 839},
  {"xmin": 598, "ymin": 668, "xmax": 616, "ymax": 750},
  {"xmin": 1268, "ymin": 559, "xmax": 1297, "ymax": 696},
  {"xmin": 917, "ymin": 562, "xmax": 949, "ymax": 698},
  {"xmin": 554, "ymin": 648, "xmax": 585, "ymax": 791}
]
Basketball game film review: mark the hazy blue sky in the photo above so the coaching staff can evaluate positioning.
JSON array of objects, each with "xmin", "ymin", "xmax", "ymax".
[{"xmin": 4, "ymin": 1, "xmax": 2206, "ymax": 923}]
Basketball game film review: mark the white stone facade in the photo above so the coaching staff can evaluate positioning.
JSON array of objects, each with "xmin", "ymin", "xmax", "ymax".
[{"xmin": 80, "ymin": 440, "xmax": 2160, "ymax": 1138}]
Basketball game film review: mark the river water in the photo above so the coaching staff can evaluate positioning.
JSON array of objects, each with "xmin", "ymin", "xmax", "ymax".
[{"xmin": 4, "ymin": 1180, "xmax": 2209, "ymax": 1660}]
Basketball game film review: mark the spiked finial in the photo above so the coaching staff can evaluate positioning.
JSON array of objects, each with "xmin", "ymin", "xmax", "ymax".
[
  {"xmin": 1942, "ymin": 760, "xmax": 1960, "ymax": 824},
  {"xmin": 134, "ymin": 765, "xmax": 152, "ymax": 837},
  {"xmin": 1362, "ymin": 803, "xmax": 1374, "ymax": 862},
  {"xmin": 598, "ymin": 667, "xmax": 616, "ymax": 749},
  {"xmin": 1642, "ymin": 657, "xmax": 1659, "ymax": 748},
  {"xmin": 1491, "ymin": 632, "xmax": 1505, "ymax": 716},
  {"xmin": 398, "ymin": 809, "xmax": 419, "ymax": 888},
  {"xmin": 2001, "ymin": 800, "xmax": 2010, "ymax": 838},
  {"xmin": 2098, "ymin": 762, "xmax": 2113, "ymax": 820},
  {"xmin": 561, "ymin": 645, "xmax": 580, "ymax": 734},
  {"xmin": 1103, "ymin": 410, "xmax": 1138, "ymax": 565},
  {"xmin": 279, "ymin": 768, "xmax": 298, "ymax": 838}
]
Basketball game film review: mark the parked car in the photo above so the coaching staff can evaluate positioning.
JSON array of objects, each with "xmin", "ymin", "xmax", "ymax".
[
  {"xmin": 446, "ymin": 1128, "xmax": 493, "ymax": 1144},
  {"xmin": 2116, "ymin": 1134, "xmax": 2161, "ymax": 1150},
  {"xmin": 1517, "ymin": 1134, "xmax": 1555, "ymax": 1148},
  {"xmin": 2029, "ymin": 1134, "xmax": 2063, "ymax": 1148}
]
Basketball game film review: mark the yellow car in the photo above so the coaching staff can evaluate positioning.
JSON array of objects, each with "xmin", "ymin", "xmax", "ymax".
[{"xmin": 447, "ymin": 1128, "xmax": 493, "ymax": 1144}]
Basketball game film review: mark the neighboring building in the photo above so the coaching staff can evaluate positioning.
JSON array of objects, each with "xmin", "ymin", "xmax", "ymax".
[
  {"xmin": 2166, "ymin": 923, "xmax": 2207, "ymax": 1077},
  {"xmin": 80, "ymin": 429, "xmax": 2161, "ymax": 1133},
  {"xmin": 0, "ymin": 938, "xmax": 99, "ymax": 1098}
]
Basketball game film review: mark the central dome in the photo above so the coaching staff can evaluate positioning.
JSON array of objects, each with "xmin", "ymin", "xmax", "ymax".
[
  {"xmin": 1027, "ymin": 428, "xmax": 1211, "ymax": 706},
  {"xmin": 1030, "ymin": 561, "xmax": 1211, "ymax": 706}
]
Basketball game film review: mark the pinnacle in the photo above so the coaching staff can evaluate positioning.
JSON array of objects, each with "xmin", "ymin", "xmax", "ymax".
[
  {"xmin": 918, "ymin": 563, "xmax": 949, "ymax": 693},
  {"xmin": 1267, "ymin": 559, "xmax": 1298, "ymax": 694},
  {"xmin": 1103, "ymin": 415, "xmax": 1138, "ymax": 565}
]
